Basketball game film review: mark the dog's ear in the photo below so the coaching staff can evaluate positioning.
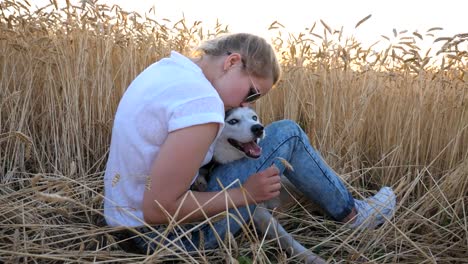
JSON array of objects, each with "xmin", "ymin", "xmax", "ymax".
[{"xmin": 224, "ymin": 108, "xmax": 234, "ymax": 120}]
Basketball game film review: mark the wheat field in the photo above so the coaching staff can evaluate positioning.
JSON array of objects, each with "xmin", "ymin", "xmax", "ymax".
[{"xmin": 1, "ymin": 0, "xmax": 467, "ymax": 263}]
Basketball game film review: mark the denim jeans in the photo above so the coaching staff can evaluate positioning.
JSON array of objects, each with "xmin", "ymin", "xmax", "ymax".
[{"xmin": 132, "ymin": 120, "xmax": 355, "ymax": 253}]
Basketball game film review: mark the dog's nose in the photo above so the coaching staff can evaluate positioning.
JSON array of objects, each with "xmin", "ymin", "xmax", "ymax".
[{"xmin": 251, "ymin": 124, "xmax": 264, "ymax": 137}]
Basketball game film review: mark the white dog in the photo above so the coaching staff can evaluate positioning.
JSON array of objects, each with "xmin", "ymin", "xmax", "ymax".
[
  {"xmin": 194, "ymin": 107, "xmax": 326, "ymax": 264},
  {"xmin": 213, "ymin": 107, "xmax": 265, "ymax": 164}
]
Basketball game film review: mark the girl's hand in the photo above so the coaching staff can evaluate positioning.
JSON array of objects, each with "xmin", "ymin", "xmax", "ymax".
[{"xmin": 243, "ymin": 165, "xmax": 281, "ymax": 203}]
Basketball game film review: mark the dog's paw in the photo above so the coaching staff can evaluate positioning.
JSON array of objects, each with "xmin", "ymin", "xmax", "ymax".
[{"xmin": 193, "ymin": 176, "xmax": 208, "ymax": 192}]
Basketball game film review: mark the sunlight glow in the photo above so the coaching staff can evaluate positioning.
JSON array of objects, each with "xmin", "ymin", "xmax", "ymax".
[{"xmin": 32, "ymin": 0, "xmax": 467, "ymax": 50}]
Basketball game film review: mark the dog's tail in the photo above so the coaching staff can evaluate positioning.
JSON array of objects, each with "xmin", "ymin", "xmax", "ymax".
[{"xmin": 253, "ymin": 206, "xmax": 327, "ymax": 264}]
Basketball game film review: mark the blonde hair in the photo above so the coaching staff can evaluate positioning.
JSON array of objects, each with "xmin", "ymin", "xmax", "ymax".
[{"xmin": 197, "ymin": 33, "xmax": 281, "ymax": 86}]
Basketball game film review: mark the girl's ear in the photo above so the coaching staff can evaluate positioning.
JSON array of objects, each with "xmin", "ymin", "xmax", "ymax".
[{"xmin": 223, "ymin": 52, "xmax": 242, "ymax": 71}]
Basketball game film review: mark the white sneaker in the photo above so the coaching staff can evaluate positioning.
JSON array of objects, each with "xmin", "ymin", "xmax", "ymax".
[{"xmin": 349, "ymin": 187, "xmax": 396, "ymax": 229}]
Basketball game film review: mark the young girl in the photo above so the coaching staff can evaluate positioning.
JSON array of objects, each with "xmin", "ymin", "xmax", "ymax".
[{"xmin": 103, "ymin": 33, "xmax": 396, "ymax": 254}]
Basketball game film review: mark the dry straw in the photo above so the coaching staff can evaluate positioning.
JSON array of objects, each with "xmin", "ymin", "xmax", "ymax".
[{"xmin": 1, "ymin": 0, "xmax": 467, "ymax": 263}]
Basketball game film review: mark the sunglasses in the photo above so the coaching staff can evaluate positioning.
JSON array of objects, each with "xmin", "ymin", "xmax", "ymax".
[
  {"xmin": 226, "ymin": 51, "xmax": 262, "ymax": 103},
  {"xmin": 244, "ymin": 75, "xmax": 261, "ymax": 103}
]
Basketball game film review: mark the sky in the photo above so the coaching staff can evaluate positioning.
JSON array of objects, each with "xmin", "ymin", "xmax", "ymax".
[{"xmin": 32, "ymin": 0, "xmax": 467, "ymax": 49}]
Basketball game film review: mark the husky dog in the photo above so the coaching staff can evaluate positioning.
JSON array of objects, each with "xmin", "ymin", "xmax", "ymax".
[
  {"xmin": 194, "ymin": 107, "xmax": 325, "ymax": 264},
  {"xmin": 193, "ymin": 107, "xmax": 264, "ymax": 191},
  {"xmin": 213, "ymin": 107, "xmax": 265, "ymax": 164}
]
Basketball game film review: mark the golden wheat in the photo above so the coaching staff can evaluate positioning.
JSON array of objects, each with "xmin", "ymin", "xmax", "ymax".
[{"xmin": 1, "ymin": 0, "xmax": 467, "ymax": 263}]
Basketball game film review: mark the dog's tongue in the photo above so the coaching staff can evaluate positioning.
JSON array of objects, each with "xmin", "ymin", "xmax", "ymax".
[{"xmin": 241, "ymin": 141, "xmax": 262, "ymax": 158}]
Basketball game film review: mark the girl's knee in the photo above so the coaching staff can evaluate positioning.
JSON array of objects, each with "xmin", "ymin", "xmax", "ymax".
[{"xmin": 267, "ymin": 119, "xmax": 305, "ymax": 137}]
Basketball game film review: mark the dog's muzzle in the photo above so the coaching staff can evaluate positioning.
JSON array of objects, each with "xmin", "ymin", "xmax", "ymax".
[{"xmin": 227, "ymin": 124, "xmax": 264, "ymax": 159}]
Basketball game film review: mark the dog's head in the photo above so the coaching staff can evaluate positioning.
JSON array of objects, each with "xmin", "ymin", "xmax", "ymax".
[{"xmin": 213, "ymin": 107, "xmax": 264, "ymax": 164}]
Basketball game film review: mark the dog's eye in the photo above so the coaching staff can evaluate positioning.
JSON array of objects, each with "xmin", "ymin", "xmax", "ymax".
[
  {"xmin": 252, "ymin": 116, "xmax": 258, "ymax": 121},
  {"xmin": 227, "ymin": 119, "xmax": 239, "ymax": 125}
]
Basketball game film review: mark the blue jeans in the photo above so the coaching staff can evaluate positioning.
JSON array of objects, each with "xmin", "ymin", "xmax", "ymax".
[{"xmin": 132, "ymin": 120, "xmax": 355, "ymax": 253}]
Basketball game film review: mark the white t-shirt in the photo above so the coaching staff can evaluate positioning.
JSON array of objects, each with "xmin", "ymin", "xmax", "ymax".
[{"xmin": 104, "ymin": 51, "xmax": 225, "ymax": 227}]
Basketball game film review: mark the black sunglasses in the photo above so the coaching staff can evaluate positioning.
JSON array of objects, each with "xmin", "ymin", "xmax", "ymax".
[
  {"xmin": 243, "ymin": 76, "xmax": 261, "ymax": 103},
  {"xmin": 226, "ymin": 51, "xmax": 261, "ymax": 103}
]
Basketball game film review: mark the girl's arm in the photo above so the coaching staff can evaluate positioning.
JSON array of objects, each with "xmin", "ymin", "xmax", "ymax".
[{"xmin": 142, "ymin": 122, "xmax": 281, "ymax": 225}]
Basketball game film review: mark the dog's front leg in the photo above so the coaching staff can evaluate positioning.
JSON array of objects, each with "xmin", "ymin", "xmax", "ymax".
[{"xmin": 252, "ymin": 205, "xmax": 327, "ymax": 264}]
